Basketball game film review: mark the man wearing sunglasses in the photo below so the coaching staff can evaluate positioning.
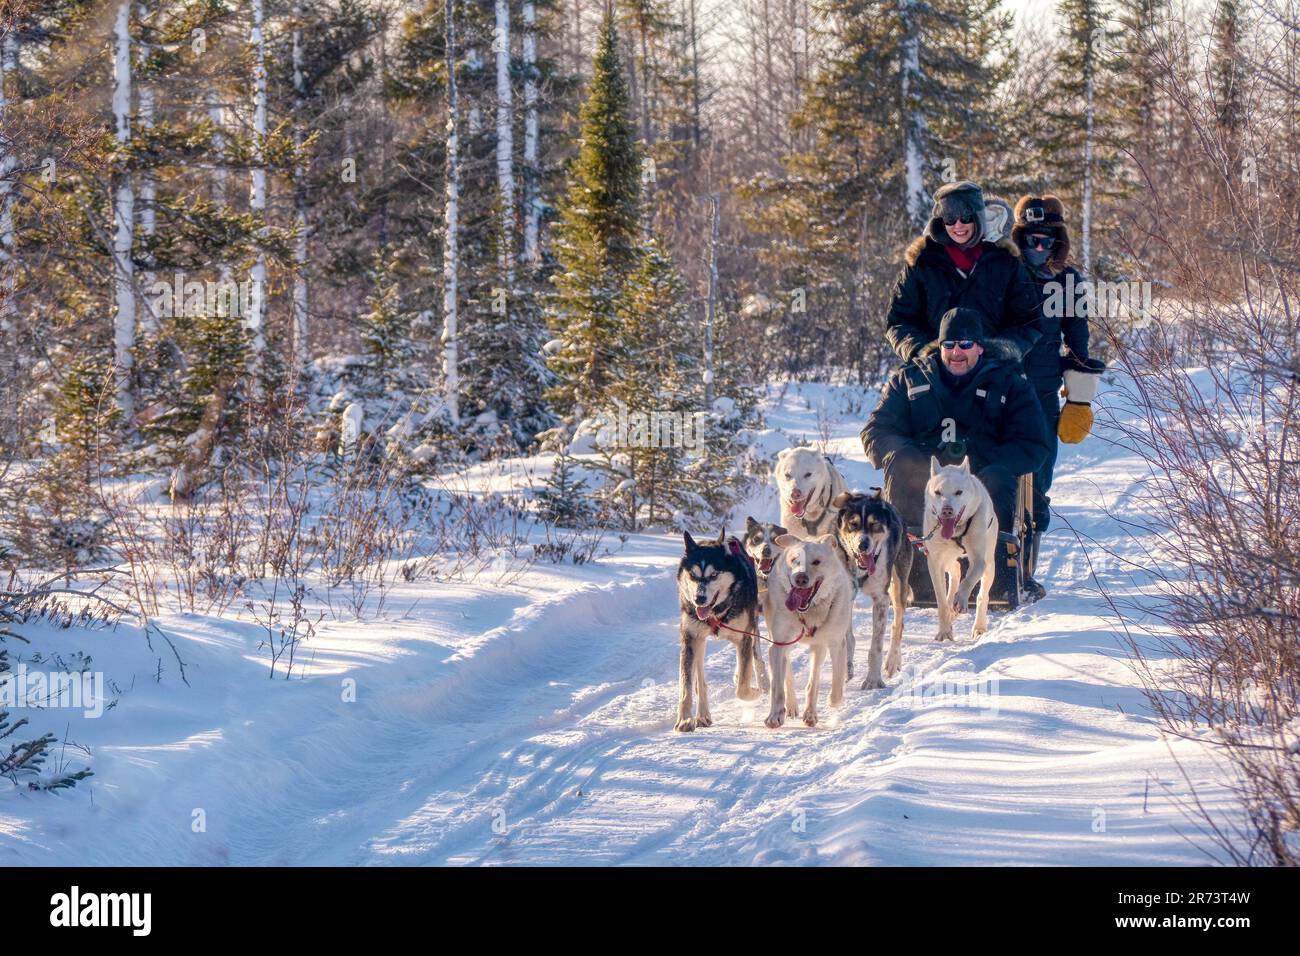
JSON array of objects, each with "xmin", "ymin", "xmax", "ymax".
[
  {"xmin": 885, "ymin": 180, "xmax": 1042, "ymax": 367},
  {"xmin": 861, "ymin": 307, "xmax": 1050, "ymax": 604},
  {"xmin": 1011, "ymin": 194, "xmax": 1104, "ymax": 599}
]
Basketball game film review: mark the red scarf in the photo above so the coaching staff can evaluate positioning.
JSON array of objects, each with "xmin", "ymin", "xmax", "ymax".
[{"xmin": 945, "ymin": 242, "xmax": 985, "ymax": 274}]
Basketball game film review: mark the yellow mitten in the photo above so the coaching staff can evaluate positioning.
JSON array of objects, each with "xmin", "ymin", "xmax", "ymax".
[
  {"xmin": 1058, "ymin": 364, "xmax": 1103, "ymax": 443},
  {"xmin": 1058, "ymin": 401, "xmax": 1093, "ymax": 443}
]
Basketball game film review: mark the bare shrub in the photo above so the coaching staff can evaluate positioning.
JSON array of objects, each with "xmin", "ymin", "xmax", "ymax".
[{"xmin": 1097, "ymin": 0, "xmax": 1300, "ymax": 864}]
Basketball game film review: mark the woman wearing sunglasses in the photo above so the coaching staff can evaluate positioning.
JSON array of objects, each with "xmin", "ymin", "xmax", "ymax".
[
  {"xmin": 1011, "ymin": 194, "xmax": 1103, "ymax": 599},
  {"xmin": 885, "ymin": 180, "xmax": 1042, "ymax": 367}
]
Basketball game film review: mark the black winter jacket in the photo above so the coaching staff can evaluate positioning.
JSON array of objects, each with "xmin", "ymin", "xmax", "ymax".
[
  {"xmin": 1023, "ymin": 264, "xmax": 1090, "ymax": 390},
  {"xmin": 861, "ymin": 353, "xmax": 1050, "ymax": 480},
  {"xmin": 885, "ymin": 235, "xmax": 1042, "ymax": 364}
]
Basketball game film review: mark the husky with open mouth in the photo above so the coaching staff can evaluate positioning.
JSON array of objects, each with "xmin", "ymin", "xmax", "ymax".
[
  {"xmin": 776, "ymin": 446, "xmax": 850, "ymax": 541},
  {"xmin": 832, "ymin": 489, "xmax": 912, "ymax": 689},
  {"xmin": 924, "ymin": 456, "xmax": 997, "ymax": 642},
  {"xmin": 762, "ymin": 533, "xmax": 853, "ymax": 728},
  {"xmin": 675, "ymin": 529, "xmax": 767, "ymax": 732},
  {"xmin": 742, "ymin": 517, "xmax": 787, "ymax": 608}
]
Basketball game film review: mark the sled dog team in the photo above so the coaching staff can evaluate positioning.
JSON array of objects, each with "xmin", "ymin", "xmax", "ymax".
[
  {"xmin": 675, "ymin": 445, "xmax": 997, "ymax": 732},
  {"xmin": 674, "ymin": 183, "xmax": 1106, "ymax": 732}
]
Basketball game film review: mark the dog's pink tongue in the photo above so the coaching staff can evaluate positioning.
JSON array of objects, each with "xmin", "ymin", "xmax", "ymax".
[
  {"xmin": 785, "ymin": 587, "xmax": 811, "ymax": 612},
  {"xmin": 939, "ymin": 516, "xmax": 958, "ymax": 539},
  {"xmin": 695, "ymin": 605, "xmax": 712, "ymax": 621},
  {"xmin": 858, "ymin": 552, "xmax": 877, "ymax": 575},
  {"xmin": 788, "ymin": 498, "xmax": 806, "ymax": 517}
]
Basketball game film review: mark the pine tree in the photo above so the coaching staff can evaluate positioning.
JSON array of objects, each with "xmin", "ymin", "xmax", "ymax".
[
  {"xmin": 592, "ymin": 236, "xmax": 695, "ymax": 529},
  {"xmin": 535, "ymin": 451, "xmax": 594, "ymax": 527},
  {"xmin": 544, "ymin": 10, "xmax": 642, "ymax": 422}
]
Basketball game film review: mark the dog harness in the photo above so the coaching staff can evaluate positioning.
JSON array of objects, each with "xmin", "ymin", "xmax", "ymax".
[{"xmin": 950, "ymin": 511, "xmax": 995, "ymax": 552}]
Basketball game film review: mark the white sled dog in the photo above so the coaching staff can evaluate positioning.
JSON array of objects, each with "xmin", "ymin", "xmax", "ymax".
[
  {"xmin": 763, "ymin": 533, "xmax": 854, "ymax": 728},
  {"xmin": 924, "ymin": 457, "xmax": 997, "ymax": 642},
  {"xmin": 776, "ymin": 447, "xmax": 850, "ymax": 540},
  {"xmin": 776, "ymin": 447, "xmax": 859, "ymax": 675}
]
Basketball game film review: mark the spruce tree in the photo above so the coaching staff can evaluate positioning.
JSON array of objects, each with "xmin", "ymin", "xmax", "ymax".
[
  {"xmin": 593, "ymin": 236, "xmax": 695, "ymax": 529},
  {"xmin": 544, "ymin": 10, "xmax": 643, "ymax": 423}
]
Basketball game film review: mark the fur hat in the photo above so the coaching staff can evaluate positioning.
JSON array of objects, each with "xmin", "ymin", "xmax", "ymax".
[
  {"xmin": 925, "ymin": 181, "xmax": 986, "ymax": 247},
  {"xmin": 1012, "ymin": 195, "xmax": 1071, "ymax": 273},
  {"xmin": 937, "ymin": 307, "xmax": 987, "ymax": 344}
]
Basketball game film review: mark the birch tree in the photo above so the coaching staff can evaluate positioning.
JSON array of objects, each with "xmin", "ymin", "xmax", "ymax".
[
  {"xmin": 248, "ymin": 0, "xmax": 268, "ymax": 369},
  {"xmin": 292, "ymin": 0, "xmax": 309, "ymax": 372},
  {"xmin": 112, "ymin": 0, "xmax": 136, "ymax": 424},
  {"xmin": 443, "ymin": 0, "xmax": 461, "ymax": 426},
  {"xmin": 136, "ymin": 2, "xmax": 157, "ymax": 335},
  {"xmin": 1, "ymin": 31, "xmax": 18, "ymax": 334},
  {"xmin": 899, "ymin": 0, "xmax": 927, "ymax": 229},
  {"xmin": 1082, "ymin": 26, "xmax": 1096, "ymax": 276},
  {"xmin": 522, "ymin": 0, "xmax": 539, "ymax": 268},
  {"xmin": 494, "ymin": 0, "xmax": 514, "ymax": 286}
]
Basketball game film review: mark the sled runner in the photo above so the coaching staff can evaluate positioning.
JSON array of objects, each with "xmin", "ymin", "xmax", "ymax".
[{"xmin": 905, "ymin": 472, "xmax": 1034, "ymax": 612}]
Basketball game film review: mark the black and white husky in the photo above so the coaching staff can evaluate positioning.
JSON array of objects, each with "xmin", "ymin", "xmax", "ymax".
[
  {"xmin": 675, "ymin": 530, "xmax": 767, "ymax": 732},
  {"xmin": 832, "ymin": 489, "xmax": 912, "ymax": 689}
]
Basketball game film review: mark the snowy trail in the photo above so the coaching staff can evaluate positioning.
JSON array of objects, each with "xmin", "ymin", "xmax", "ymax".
[
  {"xmin": 2, "ymin": 382, "xmax": 1235, "ymax": 866},
  {"xmin": 310, "ymin": 392, "xmax": 1229, "ymax": 865}
]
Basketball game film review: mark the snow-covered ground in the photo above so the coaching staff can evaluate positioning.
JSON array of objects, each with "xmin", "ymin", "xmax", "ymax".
[{"xmin": 1, "ymin": 379, "xmax": 1236, "ymax": 866}]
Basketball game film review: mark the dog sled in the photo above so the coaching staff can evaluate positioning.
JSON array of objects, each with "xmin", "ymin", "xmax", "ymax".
[{"xmin": 904, "ymin": 472, "xmax": 1034, "ymax": 612}]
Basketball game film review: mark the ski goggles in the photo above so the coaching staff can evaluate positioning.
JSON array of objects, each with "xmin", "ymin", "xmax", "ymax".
[
  {"xmin": 941, "ymin": 339, "xmax": 979, "ymax": 351},
  {"xmin": 942, "ymin": 213, "xmax": 977, "ymax": 226}
]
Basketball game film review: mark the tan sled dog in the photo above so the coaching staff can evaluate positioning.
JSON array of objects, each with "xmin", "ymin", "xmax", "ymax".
[{"xmin": 763, "ymin": 533, "xmax": 854, "ymax": 728}]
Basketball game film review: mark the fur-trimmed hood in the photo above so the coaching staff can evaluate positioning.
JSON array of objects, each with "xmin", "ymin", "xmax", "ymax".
[{"xmin": 905, "ymin": 233, "xmax": 1021, "ymax": 268}]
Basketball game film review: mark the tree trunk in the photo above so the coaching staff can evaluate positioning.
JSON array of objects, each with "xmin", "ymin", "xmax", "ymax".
[
  {"xmin": 686, "ymin": 0, "xmax": 701, "ymax": 149},
  {"xmin": 899, "ymin": 0, "xmax": 927, "ymax": 229},
  {"xmin": 1083, "ymin": 28, "xmax": 1095, "ymax": 276},
  {"xmin": 137, "ymin": 2, "xmax": 157, "ymax": 335},
  {"xmin": 112, "ymin": 0, "xmax": 136, "ymax": 426},
  {"xmin": 495, "ymin": 0, "xmax": 515, "ymax": 287},
  {"xmin": 443, "ymin": 0, "xmax": 461, "ymax": 426},
  {"xmin": 704, "ymin": 193, "xmax": 719, "ymax": 407},
  {"xmin": 249, "ymin": 0, "xmax": 268, "ymax": 371},
  {"xmin": 292, "ymin": 0, "xmax": 309, "ymax": 373},
  {"xmin": 207, "ymin": 88, "xmax": 231, "ymax": 284},
  {"xmin": 523, "ymin": 0, "xmax": 540, "ymax": 268},
  {"xmin": 1, "ymin": 32, "xmax": 18, "ymax": 334}
]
